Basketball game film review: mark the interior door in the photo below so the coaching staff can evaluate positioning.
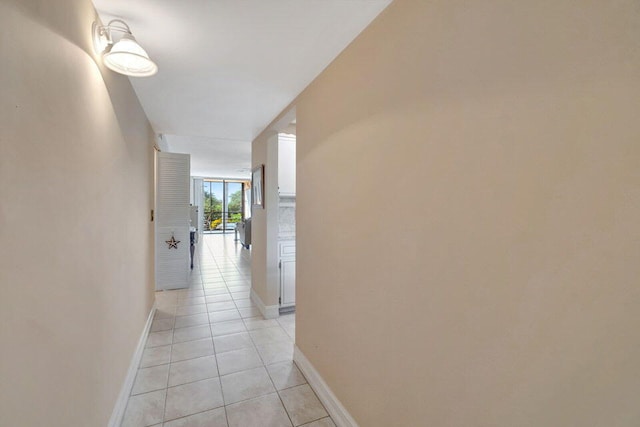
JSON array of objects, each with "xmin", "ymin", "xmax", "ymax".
[{"xmin": 155, "ymin": 152, "xmax": 190, "ymax": 290}]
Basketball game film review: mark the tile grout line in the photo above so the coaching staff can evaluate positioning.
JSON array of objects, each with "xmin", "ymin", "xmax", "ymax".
[
  {"xmin": 138, "ymin": 235, "xmax": 266, "ymax": 426},
  {"xmin": 160, "ymin": 289, "xmax": 179, "ymax": 424}
]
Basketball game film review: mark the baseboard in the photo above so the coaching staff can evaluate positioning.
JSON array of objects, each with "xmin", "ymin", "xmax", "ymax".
[
  {"xmin": 250, "ymin": 288, "xmax": 280, "ymax": 319},
  {"xmin": 293, "ymin": 346, "xmax": 359, "ymax": 427},
  {"xmin": 108, "ymin": 301, "xmax": 156, "ymax": 427}
]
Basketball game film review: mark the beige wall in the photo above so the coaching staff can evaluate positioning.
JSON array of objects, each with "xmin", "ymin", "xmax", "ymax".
[
  {"xmin": 251, "ymin": 131, "xmax": 280, "ymax": 307},
  {"xmin": 295, "ymin": 1, "xmax": 640, "ymax": 426},
  {"xmin": 251, "ymin": 106, "xmax": 296, "ymax": 312},
  {"xmin": 251, "ymin": 132, "xmax": 269, "ymax": 304},
  {"xmin": 0, "ymin": 0, "xmax": 155, "ymax": 425}
]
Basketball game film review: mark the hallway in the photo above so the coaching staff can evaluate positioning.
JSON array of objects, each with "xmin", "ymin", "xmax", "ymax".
[{"xmin": 122, "ymin": 234, "xmax": 333, "ymax": 427}]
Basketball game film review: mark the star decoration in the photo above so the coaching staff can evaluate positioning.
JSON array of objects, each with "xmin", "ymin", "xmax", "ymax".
[{"xmin": 166, "ymin": 235, "xmax": 180, "ymax": 249}]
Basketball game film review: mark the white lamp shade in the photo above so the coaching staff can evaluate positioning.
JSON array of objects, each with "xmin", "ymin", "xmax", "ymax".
[{"xmin": 103, "ymin": 34, "xmax": 158, "ymax": 77}]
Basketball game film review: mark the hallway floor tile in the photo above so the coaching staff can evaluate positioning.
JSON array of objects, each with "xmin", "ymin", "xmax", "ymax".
[{"xmin": 121, "ymin": 234, "xmax": 332, "ymax": 427}]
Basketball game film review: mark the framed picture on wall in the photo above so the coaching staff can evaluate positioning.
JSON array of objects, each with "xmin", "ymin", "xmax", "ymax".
[{"xmin": 252, "ymin": 165, "xmax": 264, "ymax": 208}]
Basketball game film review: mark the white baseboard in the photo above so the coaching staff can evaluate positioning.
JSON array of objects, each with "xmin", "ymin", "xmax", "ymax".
[
  {"xmin": 108, "ymin": 302, "xmax": 156, "ymax": 427},
  {"xmin": 250, "ymin": 288, "xmax": 279, "ymax": 319},
  {"xmin": 293, "ymin": 346, "xmax": 359, "ymax": 427}
]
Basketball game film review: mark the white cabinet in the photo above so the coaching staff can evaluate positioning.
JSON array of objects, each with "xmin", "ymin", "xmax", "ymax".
[
  {"xmin": 277, "ymin": 134, "xmax": 296, "ymax": 308},
  {"xmin": 278, "ymin": 134, "xmax": 296, "ymax": 196},
  {"xmin": 280, "ymin": 259, "xmax": 296, "ymax": 307},
  {"xmin": 279, "ymin": 241, "xmax": 296, "ymax": 308}
]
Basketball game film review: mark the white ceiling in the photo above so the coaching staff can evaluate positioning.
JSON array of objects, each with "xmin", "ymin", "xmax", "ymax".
[{"xmin": 93, "ymin": 0, "xmax": 391, "ymax": 178}]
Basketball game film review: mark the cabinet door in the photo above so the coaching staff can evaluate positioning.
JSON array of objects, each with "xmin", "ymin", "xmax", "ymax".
[
  {"xmin": 278, "ymin": 135, "xmax": 296, "ymax": 196},
  {"xmin": 280, "ymin": 259, "xmax": 296, "ymax": 307}
]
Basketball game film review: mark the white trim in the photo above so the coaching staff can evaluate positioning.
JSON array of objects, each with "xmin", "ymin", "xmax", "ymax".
[
  {"xmin": 108, "ymin": 302, "xmax": 156, "ymax": 427},
  {"xmin": 293, "ymin": 346, "xmax": 359, "ymax": 427},
  {"xmin": 250, "ymin": 288, "xmax": 279, "ymax": 319}
]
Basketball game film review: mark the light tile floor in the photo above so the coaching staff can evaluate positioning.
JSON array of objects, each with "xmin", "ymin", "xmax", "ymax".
[{"xmin": 121, "ymin": 233, "xmax": 335, "ymax": 427}]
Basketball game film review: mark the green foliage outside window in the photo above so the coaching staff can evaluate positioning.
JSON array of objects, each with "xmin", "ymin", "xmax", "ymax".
[
  {"xmin": 227, "ymin": 190, "xmax": 242, "ymax": 214},
  {"xmin": 203, "ymin": 183, "xmax": 245, "ymax": 230}
]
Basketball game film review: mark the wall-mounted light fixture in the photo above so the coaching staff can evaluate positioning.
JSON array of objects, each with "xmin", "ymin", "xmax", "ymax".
[{"xmin": 92, "ymin": 19, "xmax": 158, "ymax": 77}]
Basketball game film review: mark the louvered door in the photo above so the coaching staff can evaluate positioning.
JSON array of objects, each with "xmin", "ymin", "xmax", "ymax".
[{"xmin": 155, "ymin": 152, "xmax": 190, "ymax": 290}]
